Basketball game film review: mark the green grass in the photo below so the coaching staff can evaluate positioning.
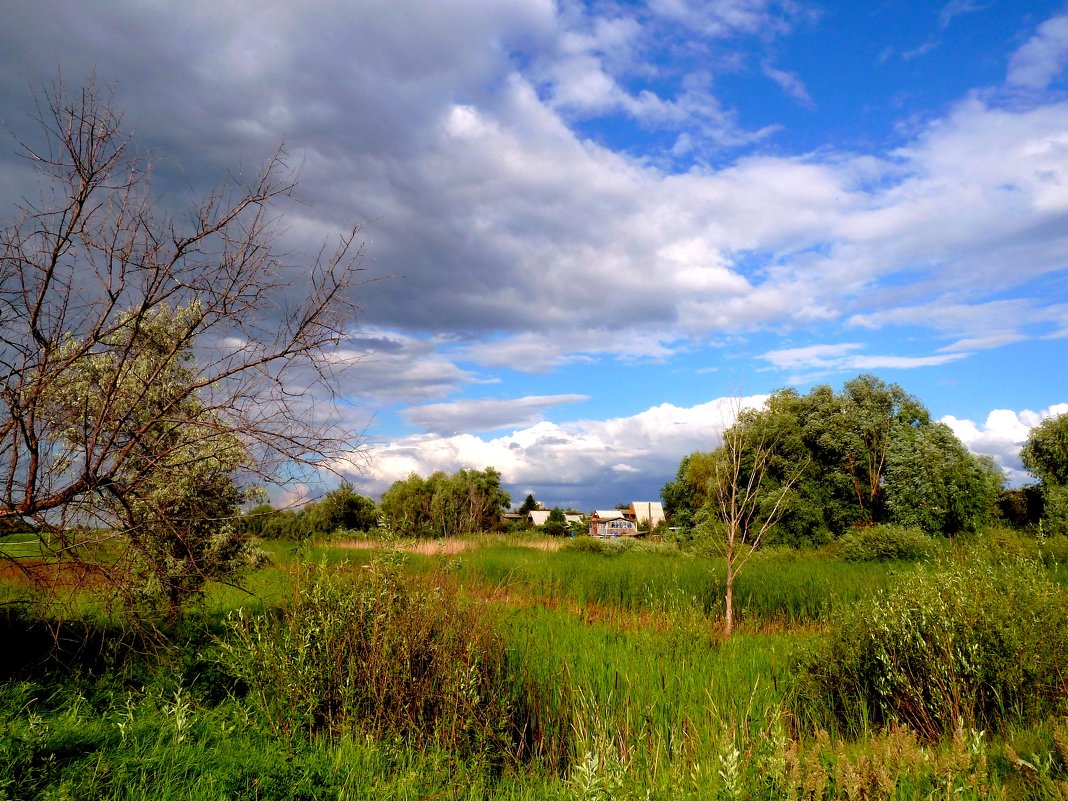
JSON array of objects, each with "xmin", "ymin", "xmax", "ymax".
[
  {"xmin": 0, "ymin": 533, "xmax": 44, "ymax": 560},
  {"xmin": 2, "ymin": 534, "xmax": 1067, "ymax": 798},
  {"xmin": 422, "ymin": 540, "xmax": 919, "ymax": 627}
]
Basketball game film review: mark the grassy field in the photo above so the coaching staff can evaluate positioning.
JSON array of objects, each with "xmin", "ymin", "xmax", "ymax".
[{"xmin": 0, "ymin": 533, "xmax": 1066, "ymax": 799}]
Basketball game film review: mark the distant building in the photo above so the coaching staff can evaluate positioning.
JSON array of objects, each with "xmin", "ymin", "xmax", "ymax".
[
  {"xmin": 589, "ymin": 510, "xmax": 639, "ymax": 538},
  {"xmin": 627, "ymin": 501, "xmax": 665, "ymax": 529},
  {"xmin": 528, "ymin": 510, "xmax": 551, "ymax": 526}
]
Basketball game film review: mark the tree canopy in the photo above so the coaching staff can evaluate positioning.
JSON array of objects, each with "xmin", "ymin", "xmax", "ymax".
[
  {"xmin": 664, "ymin": 375, "xmax": 1003, "ymax": 545},
  {"xmin": 1022, "ymin": 411, "xmax": 1068, "ymax": 535},
  {"xmin": 379, "ymin": 468, "xmax": 510, "ymax": 538}
]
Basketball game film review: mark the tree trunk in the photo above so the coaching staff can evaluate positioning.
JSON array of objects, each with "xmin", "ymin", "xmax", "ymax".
[{"xmin": 724, "ymin": 552, "xmax": 735, "ymax": 637}]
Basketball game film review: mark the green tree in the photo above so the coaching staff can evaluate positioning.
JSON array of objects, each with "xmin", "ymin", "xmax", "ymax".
[
  {"xmin": 518, "ymin": 494, "xmax": 538, "ymax": 516},
  {"xmin": 0, "ymin": 80, "xmax": 362, "ymax": 618},
  {"xmin": 380, "ymin": 468, "xmax": 509, "ymax": 538},
  {"xmin": 306, "ymin": 482, "xmax": 377, "ymax": 535},
  {"xmin": 46, "ymin": 304, "xmax": 265, "ymax": 622},
  {"xmin": 1022, "ymin": 413, "xmax": 1068, "ymax": 485},
  {"xmin": 1022, "ymin": 412, "xmax": 1068, "ymax": 535},
  {"xmin": 669, "ymin": 375, "xmax": 994, "ymax": 547},
  {"xmin": 543, "ymin": 507, "xmax": 566, "ymax": 537},
  {"xmin": 883, "ymin": 422, "xmax": 1003, "ymax": 535},
  {"xmin": 704, "ymin": 401, "xmax": 799, "ymax": 636}
]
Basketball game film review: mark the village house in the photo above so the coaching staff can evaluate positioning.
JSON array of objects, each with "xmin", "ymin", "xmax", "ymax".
[
  {"xmin": 588, "ymin": 501, "xmax": 665, "ymax": 537},
  {"xmin": 589, "ymin": 510, "xmax": 638, "ymax": 538}
]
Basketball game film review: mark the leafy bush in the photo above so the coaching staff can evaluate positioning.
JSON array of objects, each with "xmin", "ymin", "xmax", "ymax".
[
  {"xmin": 964, "ymin": 526, "xmax": 1068, "ymax": 568},
  {"xmin": 791, "ymin": 556, "xmax": 1068, "ymax": 739},
  {"xmin": 217, "ymin": 557, "xmax": 541, "ymax": 763},
  {"xmin": 837, "ymin": 524, "xmax": 935, "ymax": 562}
]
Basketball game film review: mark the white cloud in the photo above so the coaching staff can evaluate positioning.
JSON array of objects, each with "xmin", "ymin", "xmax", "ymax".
[
  {"xmin": 332, "ymin": 328, "xmax": 482, "ymax": 403},
  {"xmin": 943, "ymin": 403, "xmax": 1068, "ymax": 483},
  {"xmin": 3, "ymin": 1, "xmax": 1068, "ymax": 401},
  {"xmin": 762, "ymin": 62, "xmax": 815, "ymax": 108},
  {"xmin": 759, "ymin": 342, "xmax": 967, "ymax": 379},
  {"xmin": 1007, "ymin": 14, "xmax": 1068, "ymax": 90},
  {"xmin": 648, "ymin": 0, "xmax": 804, "ymax": 38},
  {"xmin": 761, "ymin": 343, "xmax": 863, "ymax": 370},
  {"xmin": 939, "ymin": 0, "xmax": 988, "ymax": 29},
  {"xmin": 331, "ymin": 394, "xmax": 768, "ymax": 505}
]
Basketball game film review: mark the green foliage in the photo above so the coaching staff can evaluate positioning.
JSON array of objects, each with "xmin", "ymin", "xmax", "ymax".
[
  {"xmin": 46, "ymin": 304, "xmax": 267, "ymax": 622},
  {"xmin": 1022, "ymin": 412, "xmax": 1068, "ymax": 486},
  {"xmin": 304, "ymin": 483, "xmax": 377, "ymax": 535},
  {"xmin": 883, "ymin": 423, "xmax": 1003, "ymax": 535},
  {"xmin": 792, "ymin": 555, "xmax": 1068, "ymax": 739},
  {"xmin": 668, "ymin": 375, "xmax": 999, "ymax": 546},
  {"xmin": 543, "ymin": 507, "xmax": 567, "ymax": 537},
  {"xmin": 1022, "ymin": 413, "xmax": 1068, "ymax": 538},
  {"xmin": 217, "ymin": 558, "xmax": 535, "ymax": 763},
  {"xmin": 837, "ymin": 524, "xmax": 936, "ymax": 562},
  {"xmin": 7, "ymin": 539, "xmax": 1068, "ymax": 798},
  {"xmin": 518, "ymin": 494, "xmax": 539, "ymax": 516},
  {"xmin": 379, "ymin": 467, "xmax": 510, "ymax": 537}
]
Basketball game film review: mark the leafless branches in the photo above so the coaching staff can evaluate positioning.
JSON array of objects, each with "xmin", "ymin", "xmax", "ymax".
[
  {"xmin": 0, "ymin": 79, "xmax": 363, "ymax": 544},
  {"xmin": 712, "ymin": 398, "xmax": 798, "ymax": 636}
]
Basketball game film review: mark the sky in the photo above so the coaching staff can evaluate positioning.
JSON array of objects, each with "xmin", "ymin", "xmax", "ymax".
[{"xmin": 1, "ymin": 0, "xmax": 1067, "ymax": 510}]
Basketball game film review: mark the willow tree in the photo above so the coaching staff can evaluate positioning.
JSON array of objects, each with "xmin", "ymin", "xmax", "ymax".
[{"xmin": 0, "ymin": 80, "xmax": 362, "ymax": 617}]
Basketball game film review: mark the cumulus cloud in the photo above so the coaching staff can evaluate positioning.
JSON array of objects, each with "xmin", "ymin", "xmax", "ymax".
[
  {"xmin": 331, "ymin": 328, "xmax": 483, "ymax": 404},
  {"xmin": 4, "ymin": 0, "xmax": 1068, "ymax": 501},
  {"xmin": 943, "ymin": 403, "xmax": 1068, "ymax": 483},
  {"xmin": 332, "ymin": 394, "xmax": 768, "ymax": 507},
  {"xmin": 4, "ymin": 1, "xmax": 1068, "ymax": 380}
]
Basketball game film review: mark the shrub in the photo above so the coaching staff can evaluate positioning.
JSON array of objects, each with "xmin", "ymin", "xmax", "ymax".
[
  {"xmin": 837, "ymin": 524, "xmax": 935, "ymax": 562},
  {"xmin": 791, "ymin": 556, "xmax": 1068, "ymax": 739},
  {"xmin": 217, "ymin": 556, "xmax": 541, "ymax": 763}
]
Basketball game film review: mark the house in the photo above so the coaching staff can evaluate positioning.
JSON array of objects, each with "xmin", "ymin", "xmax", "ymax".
[
  {"xmin": 589, "ymin": 510, "xmax": 639, "ymax": 538},
  {"xmin": 527, "ymin": 510, "xmax": 551, "ymax": 526},
  {"xmin": 564, "ymin": 514, "xmax": 584, "ymax": 527},
  {"xmin": 627, "ymin": 501, "xmax": 665, "ymax": 529}
]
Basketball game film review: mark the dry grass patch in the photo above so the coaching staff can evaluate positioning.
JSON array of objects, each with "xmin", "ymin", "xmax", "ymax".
[{"xmin": 332, "ymin": 534, "xmax": 564, "ymax": 556}]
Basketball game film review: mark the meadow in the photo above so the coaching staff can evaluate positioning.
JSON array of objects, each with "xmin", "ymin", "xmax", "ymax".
[{"xmin": 0, "ymin": 531, "xmax": 1066, "ymax": 799}]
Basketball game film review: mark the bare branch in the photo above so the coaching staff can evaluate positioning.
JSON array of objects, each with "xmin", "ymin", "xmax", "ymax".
[{"xmin": 0, "ymin": 79, "xmax": 365, "ymax": 620}]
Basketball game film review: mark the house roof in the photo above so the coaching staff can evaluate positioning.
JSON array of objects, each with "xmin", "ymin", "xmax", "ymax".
[
  {"xmin": 564, "ymin": 514, "xmax": 583, "ymax": 524},
  {"xmin": 528, "ymin": 510, "xmax": 551, "ymax": 525},
  {"xmin": 630, "ymin": 501, "xmax": 665, "ymax": 524},
  {"xmin": 593, "ymin": 510, "xmax": 627, "ymax": 520}
]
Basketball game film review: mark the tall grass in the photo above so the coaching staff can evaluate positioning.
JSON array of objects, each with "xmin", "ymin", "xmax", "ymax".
[
  {"xmin": 217, "ymin": 554, "xmax": 550, "ymax": 767},
  {"xmin": 433, "ymin": 541, "xmax": 915, "ymax": 627}
]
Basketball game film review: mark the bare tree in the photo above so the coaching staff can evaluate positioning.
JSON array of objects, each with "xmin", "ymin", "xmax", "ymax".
[
  {"xmin": 710, "ymin": 399, "xmax": 798, "ymax": 636},
  {"xmin": 0, "ymin": 80, "xmax": 363, "ymax": 610}
]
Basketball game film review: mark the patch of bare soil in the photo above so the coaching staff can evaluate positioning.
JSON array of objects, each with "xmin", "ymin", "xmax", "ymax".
[{"xmin": 0, "ymin": 559, "xmax": 114, "ymax": 591}]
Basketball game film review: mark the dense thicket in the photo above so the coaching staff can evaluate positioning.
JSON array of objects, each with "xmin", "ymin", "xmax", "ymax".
[
  {"xmin": 379, "ymin": 467, "xmax": 510, "ymax": 538},
  {"xmin": 664, "ymin": 375, "xmax": 1003, "ymax": 545},
  {"xmin": 792, "ymin": 555, "xmax": 1068, "ymax": 739}
]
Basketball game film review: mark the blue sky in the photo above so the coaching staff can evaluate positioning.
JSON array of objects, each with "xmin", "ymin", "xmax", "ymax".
[{"xmin": 1, "ymin": 0, "xmax": 1067, "ymax": 509}]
